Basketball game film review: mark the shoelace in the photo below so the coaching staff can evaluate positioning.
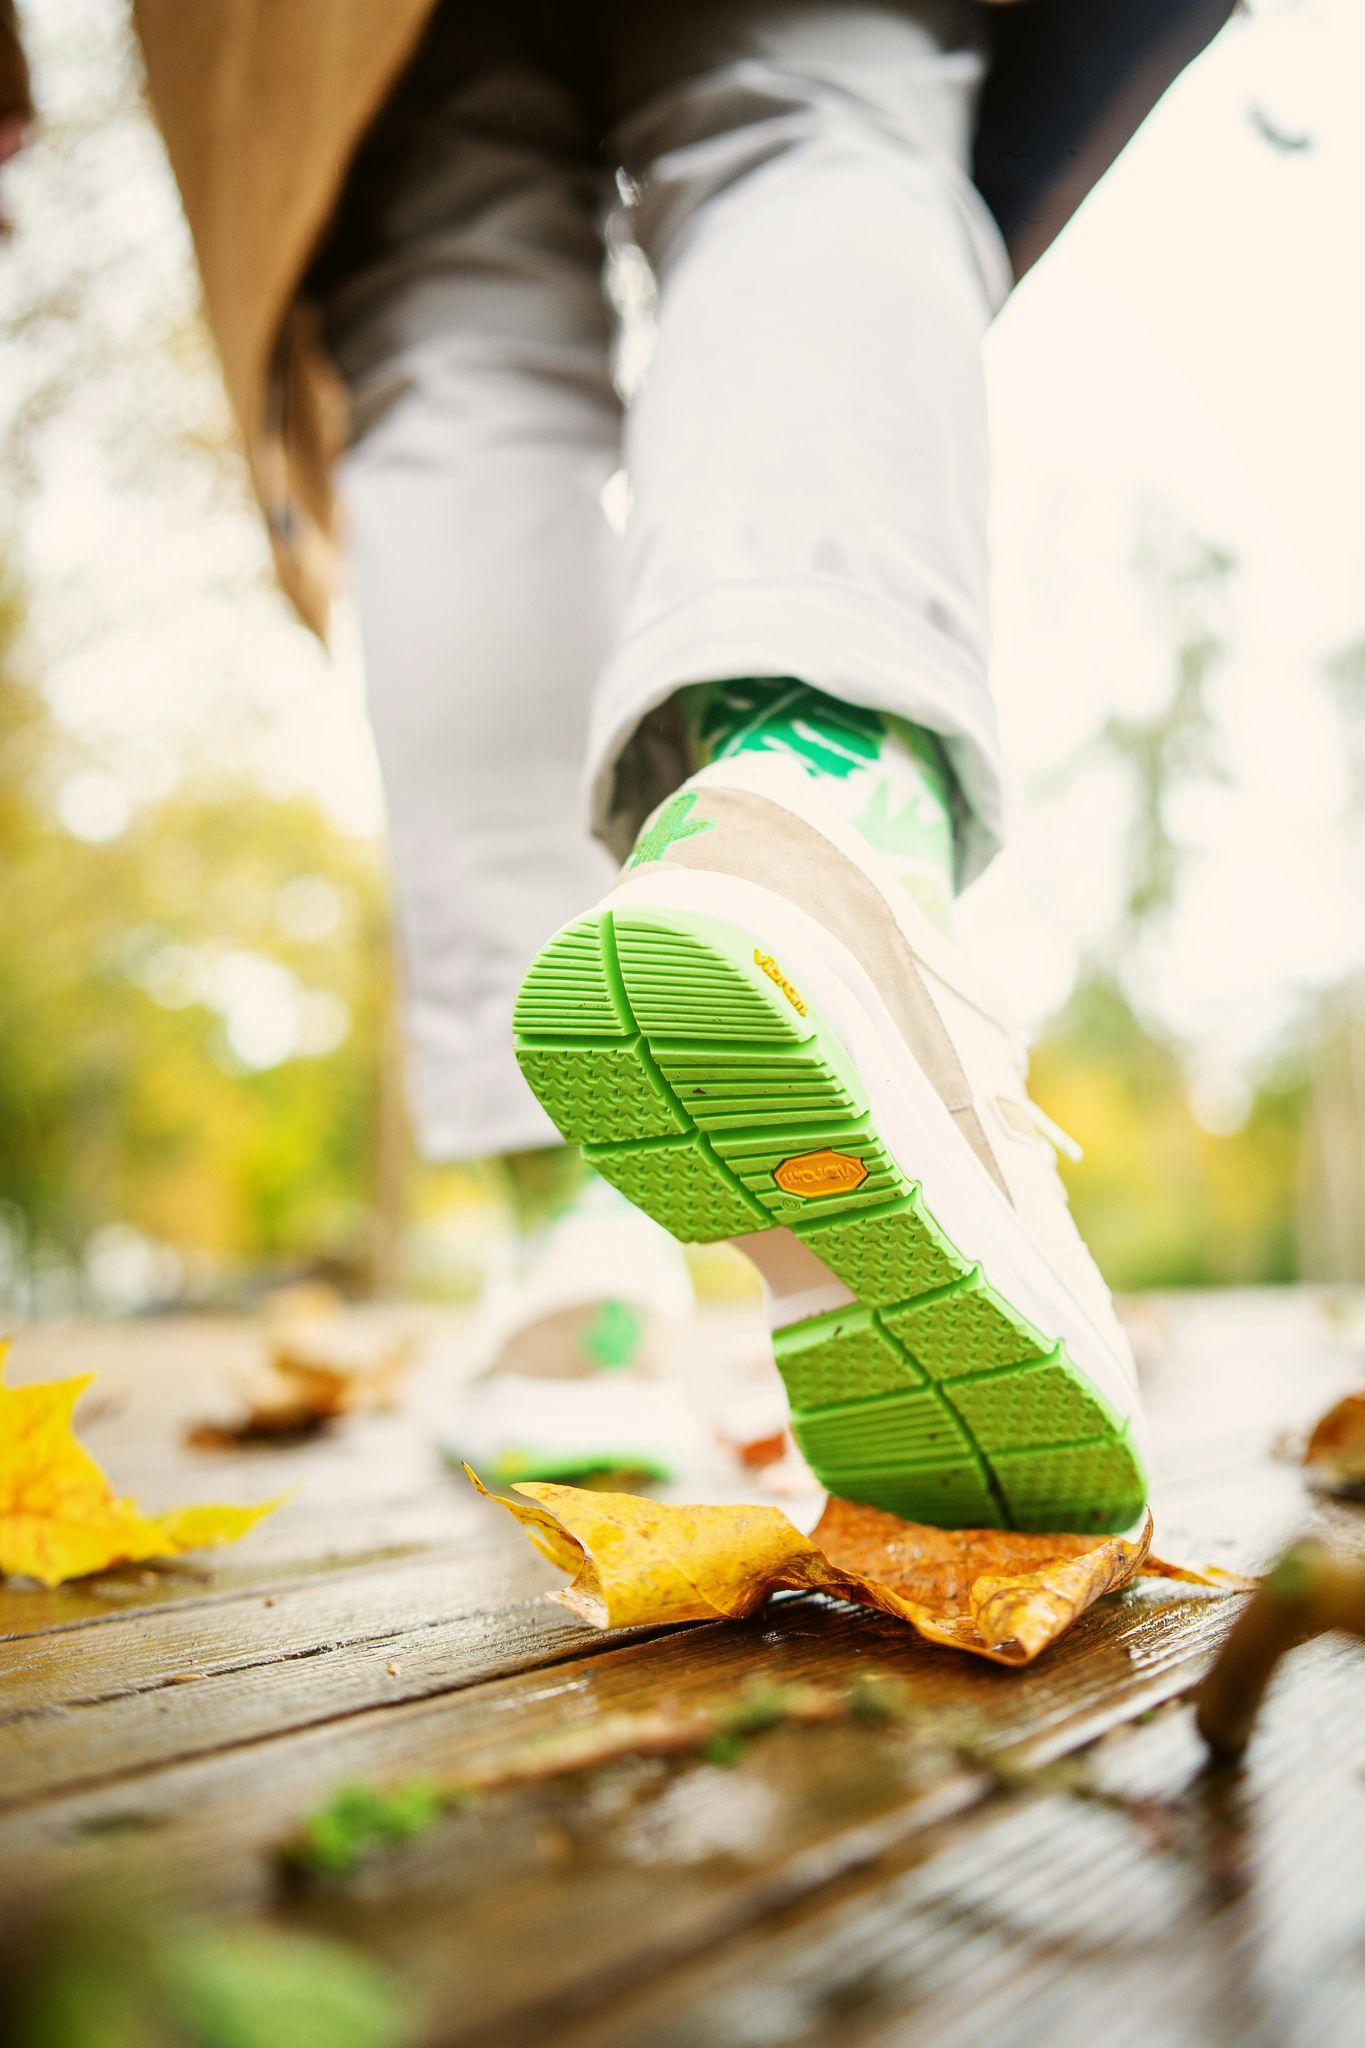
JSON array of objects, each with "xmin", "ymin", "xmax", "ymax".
[
  {"xmin": 963, "ymin": 960, "xmax": 1085, "ymax": 1168},
  {"xmin": 1025, "ymin": 1099, "xmax": 1084, "ymax": 1164}
]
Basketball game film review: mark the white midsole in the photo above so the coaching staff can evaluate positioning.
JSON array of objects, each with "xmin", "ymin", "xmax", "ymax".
[{"xmin": 601, "ymin": 865, "xmax": 1147, "ymax": 1459}]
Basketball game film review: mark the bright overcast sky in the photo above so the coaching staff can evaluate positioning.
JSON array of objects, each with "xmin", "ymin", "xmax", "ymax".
[
  {"xmin": 973, "ymin": 0, "xmax": 1364, "ymax": 1079},
  {"xmin": 7, "ymin": 0, "xmax": 1363, "ymax": 1096}
]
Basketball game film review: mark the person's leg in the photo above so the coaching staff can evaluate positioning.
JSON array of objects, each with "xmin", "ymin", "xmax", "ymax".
[
  {"xmin": 319, "ymin": 20, "xmax": 621, "ymax": 1165},
  {"xmin": 593, "ymin": 0, "xmax": 1010, "ymax": 888},
  {"xmin": 316, "ymin": 12, "xmax": 693, "ymax": 1384},
  {"xmin": 513, "ymin": 0, "xmax": 1148, "ymax": 1530}
]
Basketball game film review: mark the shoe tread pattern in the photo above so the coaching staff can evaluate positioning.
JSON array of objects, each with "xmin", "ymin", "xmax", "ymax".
[{"xmin": 515, "ymin": 906, "xmax": 1145, "ymax": 1532}]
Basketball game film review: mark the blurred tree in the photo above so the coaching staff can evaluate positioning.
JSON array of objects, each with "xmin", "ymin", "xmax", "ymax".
[
  {"xmin": 0, "ymin": 566, "xmax": 400, "ymax": 1308},
  {"xmin": 1296, "ymin": 634, "xmax": 1365, "ymax": 1279},
  {"xmin": 1029, "ymin": 971, "xmax": 1305, "ymax": 1290},
  {"xmin": 1298, "ymin": 982, "xmax": 1365, "ymax": 1283},
  {"xmin": 1021, "ymin": 528, "xmax": 1356, "ymax": 1290},
  {"xmin": 1095, "ymin": 531, "xmax": 1235, "ymax": 937},
  {"xmin": 1, "ymin": 4, "xmax": 416, "ymax": 1309}
]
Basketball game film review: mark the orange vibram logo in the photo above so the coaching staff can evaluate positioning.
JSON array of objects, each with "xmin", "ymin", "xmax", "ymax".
[
  {"xmin": 753, "ymin": 950, "xmax": 808, "ymax": 1015},
  {"xmin": 773, "ymin": 1149, "xmax": 869, "ymax": 1199}
]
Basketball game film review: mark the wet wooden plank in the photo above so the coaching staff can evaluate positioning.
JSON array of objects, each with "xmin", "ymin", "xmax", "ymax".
[
  {"xmin": 3, "ymin": 1290, "xmax": 1352, "ymax": 1843},
  {"xmin": 0, "ymin": 1294, "xmax": 1359, "ymax": 2048},
  {"xmin": 0, "ymin": 1413, "xmax": 1267, "ymax": 1813},
  {"xmin": 0, "ymin": 1547, "xmax": 549, "ymax": 1720},
  {"xmin": 530, "ymin": 1634, "xmax": 1365, "ymax": 2048},
  {"xmin": 0, "ymin": 1576, "xmax": 1238, "ymax": 1889},
  {"xmin": 0, "ymin": 1315, "xmax": 464, "ymax": 1515},
  {"xmin": 0, "ymin": 1421, "xmax": 1318, "ymax": 1815},
  {"xmin": 0, "ymin": 1500, "xmax": 483, "ymax": 1644},
  {"xmin": 0, "ymin": 1316, "xmax": 485, "ymax": 1643},
  {"xmin": 0, "ymin": 1582, "xmax": 668, "ymax": 1808}
]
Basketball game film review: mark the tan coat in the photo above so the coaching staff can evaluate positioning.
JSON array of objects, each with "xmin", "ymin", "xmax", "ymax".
[
  {"xmin": 4, "ymin": 1, "xmax": 1232, "ymax": 639},
  {"xmin": 132, "ymin": 0, "xmax": 438, "ymax": 636}
]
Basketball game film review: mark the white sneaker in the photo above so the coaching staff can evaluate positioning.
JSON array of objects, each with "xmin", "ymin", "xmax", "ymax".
[
  {"xmin": 449, "ymin": 1179, "xmax": 700, "ymax": 1485},
  {"xmin": 465, "ymin": 1176, "xmax": 694, "ymax": 1381},
  {"xmin": 513, "ymin": 753, "xmax": 1148, "ymax": 1532}
]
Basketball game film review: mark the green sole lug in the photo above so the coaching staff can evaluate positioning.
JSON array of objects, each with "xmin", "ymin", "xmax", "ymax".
[
  {"xmin": 516, "ymin": 1043, "xmax": 686, "ymax": 1146},
  {"xmin": 515, "ymin": 906, "xmax": 1147, "ymax": 1532},
  {"xmin": 796, "ymin": 1191, "xmax": 971, "ymax": 1303},
  {"xmin": 586, "ymin": 1134, "xmax": 767, "ymax": 1241},
  {"xmin": 883, "ymin": 1267, "xmax": 1050, "ymax": 1380},
  {"xmin": 992, "ymin": 1437, "xmax": 1147, "ymax": 1534},
  {"xmin": 773, "ymin": 1307, "xmax": 924, "ymax": 1409},
  {"xmin": 944, "ymin": 1348, "xmax": 1123, "ymax": 1450}
]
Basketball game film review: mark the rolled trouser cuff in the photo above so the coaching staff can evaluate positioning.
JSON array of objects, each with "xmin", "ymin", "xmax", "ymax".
[{"xmin": 585, "ymin": 576, "xmax": 1006, "ymax": 889}]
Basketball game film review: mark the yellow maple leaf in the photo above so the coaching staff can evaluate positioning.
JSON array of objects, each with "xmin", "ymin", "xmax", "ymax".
[
  {"xmin": 0, "ymin": 1343, "xmax": 280, "ymax": 1587},
  {"xmin": 468, "ymin": 1470, "xmax": 1241, "ymax": 1667}
]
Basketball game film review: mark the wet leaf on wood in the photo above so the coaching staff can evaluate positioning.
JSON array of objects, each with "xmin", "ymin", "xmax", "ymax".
[
  {"xmin": 467, "ymin": 1468, "xmax": 1238, "ymax": 1666},
  {"xmin": 1303, "ymin": 1390, "xmax": 1365, "ymax": 1498}
]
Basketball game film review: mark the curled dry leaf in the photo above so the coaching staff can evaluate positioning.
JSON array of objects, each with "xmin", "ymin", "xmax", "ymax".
[
  {"xmin": 724, "ymin": 1433, "xmax": 789, "ymax": 1466},
  {"xmin": 1302, "ymin": 1390, "xmax": 1365, "ymax": 1498},
  {"xmin": 0, "ymin": 1344, "xmax": 279, "ymax": 1587},
  {"xmin": 187, "ymin": 1319, "xmax": 413, "ymax": 1449},
  {"xmin": 467, "ymin": 1469, "xmax": 1238, "ymax": 1666}
]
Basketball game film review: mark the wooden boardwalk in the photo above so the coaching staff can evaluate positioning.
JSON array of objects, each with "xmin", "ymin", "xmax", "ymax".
[{"xmin": 2, "ymin": 1292, "xmax": 1363, "ymax": 2046}]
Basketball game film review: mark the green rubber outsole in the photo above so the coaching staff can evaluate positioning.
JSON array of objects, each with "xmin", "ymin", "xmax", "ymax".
[{"xmin": 514, "ymin": 908, "xmax": 1146, "ymax": 1533}]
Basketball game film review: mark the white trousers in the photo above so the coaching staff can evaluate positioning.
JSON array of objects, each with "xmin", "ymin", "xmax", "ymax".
[{"xmin": 328, "ymin": 0, "xmax": 1010, "ymax": 1159}]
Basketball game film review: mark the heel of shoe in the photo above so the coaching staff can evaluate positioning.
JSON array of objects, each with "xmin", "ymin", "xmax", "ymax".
[{"xmin": 516, "ymin": 906, "xmax": 904, "ymax": 1240}]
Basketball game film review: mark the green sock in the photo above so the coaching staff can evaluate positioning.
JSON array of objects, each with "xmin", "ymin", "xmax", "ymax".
[
  {"xmin": 495, "ymin": 1145, "xmax": 593, "ymax": 1237},
  {"xmin": 683, "ymin": 677, "xmax": 958, "ymax": 930}
]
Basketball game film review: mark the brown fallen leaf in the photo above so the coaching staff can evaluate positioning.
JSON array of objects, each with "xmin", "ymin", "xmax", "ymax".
[
  {"xmin": 467, "ymin": 1470, "xmax": 1239, "ymax": 1667},
  {"xmin": 728, "ymin": 1428, "xmax": 788, "ymax": 1471},
  {"xmin": 186, "ymin": 1390, "xmax": 330, "ymax": 1450},
  {"xmin": 1302, "ymin": 1390, "xmax": 1365, "ymax": 1497},
  {"xmin": 187, "ymin": 1321, "xmax": 413, "ymax": 1449},
  {"xmin": 273, "ymin": 1338, "xmax": 412, "ymax": 1415}
]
